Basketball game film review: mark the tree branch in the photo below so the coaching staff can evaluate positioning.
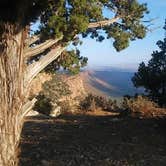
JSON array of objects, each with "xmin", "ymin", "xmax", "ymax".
[
  {"xmin": 25, "ymin": 17, "xmax": 119, "ymax": 58},
  {"xmin": 24, "ymin": 17, "xmax": 120, "ymax": 88},
  {"xmin": 24, "ymin": 45, "xmax": 66, "ymax": 85},
  {"xmin": 25, "ymin": 35, "xmax": 40, "ymax": 46},
  {"xmin": 21, "ymin": 98, "xmax": 37, "ymax": 118},
  {"xmin": 88, "ymin": 16, "xmax": 120, "ymax": 29},
  {"xmin": 24, "ymin": 36, "xmax": 63, "ymax": 58}
]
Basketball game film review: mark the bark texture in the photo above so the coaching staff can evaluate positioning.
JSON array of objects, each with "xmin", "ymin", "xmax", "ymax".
[
  {"xmin": 0, "ymin": 23, "xmax": 26, "ymax": 166},
  {"xmin": 0, "ymin": 23, "xmax": 64, "ymax": 166}
]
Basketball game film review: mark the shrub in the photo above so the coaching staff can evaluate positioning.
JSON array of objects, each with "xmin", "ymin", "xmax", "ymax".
[
  {"xmin": 121, "ymin": 95, "xmax": 165, "ymax": 118},
  {"xmin": 80, "ymin": 94, "xmax": 118, "ymax": 112},
  {"xmin": 33, "ymin": 93, "xmax": 52, "ymax": 115},
  {"xmin": 58, "ymin": 100, "xmax": 71, "ymax": 113},
  {"xmin": 58, "ymin": 100, "xmax": 77, "ymax": 114},
  {"xmin": 80, "ymin": 94, "xmax": 95, "ymax": 111},
  {"xmin": 41, "ymin": 74, "xmax": 71, "ymax": 103},
  {"xmin": 33, "ymin": 74, "xmax": 71, "ymax": 115}
]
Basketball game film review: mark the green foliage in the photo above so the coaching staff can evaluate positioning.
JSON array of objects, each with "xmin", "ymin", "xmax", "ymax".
[
  {"xmin": 132, "ymin": 21, "xmax": 166, "ymax": 107},
  {"xmin": 39, "ymin": 0, "xmax": 104, "ymax": 41},
  {"xmin": 33, "ymin": 93, "xmax": 52, "ymax": 115},
  {"xmin": 34, "ymin": 74, "xmax": 71, "ymax": 114},
  {"xmin": 80, "ymin": 94, "xmax": 118, "ymax": 112},
  {"xmin": 105, "ymin": 0, "xmax": 148, "ymax": 51},
  {"xmin": 45, "ymin": 49, "xmax": 88, "ymax": 74},
  {"xmin": 1, "ymin": 0, "xmax": 148, "ymax": 51},
  {"xmin": 42, "ymin": 74, "xmax": 71, "ymax": 103},
  {"xmin": 1, "ymin": 0, "xmax": 149, "ymax": 78}
]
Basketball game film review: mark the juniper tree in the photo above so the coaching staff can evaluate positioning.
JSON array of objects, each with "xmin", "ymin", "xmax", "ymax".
[
  {"xmin": 0, "ymin": 0, "xmax": 148, "ymax": 165},
  {"xmin": 132, "ymin": 21, "xmax": 166, "ymax": 107}
]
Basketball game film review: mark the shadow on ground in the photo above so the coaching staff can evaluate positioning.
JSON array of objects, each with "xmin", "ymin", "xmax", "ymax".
[{"xmin": 19, "ymin": 114, "xmax": 166, "ymax": 166}]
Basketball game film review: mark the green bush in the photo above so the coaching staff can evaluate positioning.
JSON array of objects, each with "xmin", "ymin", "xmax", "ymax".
[
  {"xmin": 33, "ymin": 74, "xmax": 71, "ymax": 115},
  {"xmin": 33, "ymin": 93, "xmax": 52, "ymax": 115},
  {"xmin": 41, "ymin": 74, "xmax": 71, "ymax": 104}
]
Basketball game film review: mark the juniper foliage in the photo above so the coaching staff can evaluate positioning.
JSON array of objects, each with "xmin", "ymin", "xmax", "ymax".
[{"xmin": 132, "ymin": 21, "xmax": 166, "ymax": 106}]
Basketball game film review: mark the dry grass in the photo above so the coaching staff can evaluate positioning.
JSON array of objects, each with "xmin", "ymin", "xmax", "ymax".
[{"xmin": 122, "ymin": 96, "xmax": 166, "ymax": 118}]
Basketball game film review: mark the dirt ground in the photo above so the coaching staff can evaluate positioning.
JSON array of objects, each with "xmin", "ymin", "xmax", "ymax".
[{"xmin": 19, "ymin": 112, "xmax": 166, "ymax": 166}]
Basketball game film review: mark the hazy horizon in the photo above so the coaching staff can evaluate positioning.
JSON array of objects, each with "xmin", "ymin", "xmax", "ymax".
[{"xmin": 85, "ymin": 63, "xmax": 139, "ymax": 72}]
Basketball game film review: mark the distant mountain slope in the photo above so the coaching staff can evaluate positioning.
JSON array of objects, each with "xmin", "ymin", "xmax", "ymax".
[
  {"xmin": 30, "ymin": 68, "xmax": 144, "ymax": 104},
  {"xmin": 80, "ymin": 68, "xmax": 144, "ymax": 99}
]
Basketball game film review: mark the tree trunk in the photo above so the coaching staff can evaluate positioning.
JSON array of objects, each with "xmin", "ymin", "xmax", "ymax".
[{"xmin": 0, "ymin": 23, "xmax": 26, "ymax": 166}]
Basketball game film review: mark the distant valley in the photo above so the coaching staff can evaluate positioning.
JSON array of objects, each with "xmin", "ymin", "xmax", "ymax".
[{"xmin": 79, "ymin": 67, "xmax": 144, "ymax": 100}]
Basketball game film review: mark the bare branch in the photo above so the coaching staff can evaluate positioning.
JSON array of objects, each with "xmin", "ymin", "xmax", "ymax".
[
  {"xmin": 24, "ymin": 45, "xmax": 65, "ymax": 85},
  {"xmin": 25, "ymin": 35, "xmax": 40, "ymax": 46},
  {"xmin": 143, "ymin": 17, "xmax": 159, "ymax": 23},
  {"xmin": 24, "ymin": 36, "xmax": 63, "ymax": 58},
  {"xmin": 21, "ymin": 98, "xmax": 37, "ymax": 118},
  {"xmin": 88, "ymin": 17, "xmax": 120, "ymax": 29}
]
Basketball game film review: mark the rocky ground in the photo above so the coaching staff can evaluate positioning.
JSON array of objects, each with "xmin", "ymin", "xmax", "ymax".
[{"xmin": 19, "ymin": 112, "xmax": 166, "ymax": 166}]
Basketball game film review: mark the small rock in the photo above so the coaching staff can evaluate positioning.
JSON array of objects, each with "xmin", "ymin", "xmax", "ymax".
[
  {"xmin": 26, "ymin": 110, "xmax": 39, "ymax": 116},
  {"xmin": 49, "ymin": 106, "xmax": 61, "ymax": 117}
]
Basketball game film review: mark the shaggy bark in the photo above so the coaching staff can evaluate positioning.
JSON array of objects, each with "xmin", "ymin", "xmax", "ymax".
[
  {"xmin": 0, "ymin": 23, "xmax": 26, "ymax": 165},
  {"xmin": 25, "ymin": 34, "xmax": 40, "ymax": 46},
  {"xmin": 24, "ymin": 45, "xmax": 65, "ymax": 86},
  {"xmin": 24, "ymin": 36, "xmax": 63, "ymax": 58},
  {"xmin": 0, "ymin": 23, "xmax": 65, "ymax": 165}
]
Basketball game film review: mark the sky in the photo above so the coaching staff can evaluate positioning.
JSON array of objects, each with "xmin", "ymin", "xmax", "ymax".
[
  {"xmin": 31, "ymin": 0, "xmax": 166, "ymax": 71},
  {"xmin": 77, "ymin": 0, "xmax": 166, "ymax": 70}
]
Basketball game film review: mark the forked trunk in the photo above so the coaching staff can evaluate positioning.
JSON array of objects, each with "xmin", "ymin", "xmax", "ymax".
[{"xmin": 0, "ymin": 23, "xmax": 26, "ymax": 166}]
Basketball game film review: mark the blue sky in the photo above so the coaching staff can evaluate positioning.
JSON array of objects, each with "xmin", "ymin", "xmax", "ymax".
[
  {"xmin": 77, "ymin": 0, "xmax": 166, "ymax": 70},
  {"xmin": 31, "ymin": 1, "xmax": 166, "ymax": 70}
]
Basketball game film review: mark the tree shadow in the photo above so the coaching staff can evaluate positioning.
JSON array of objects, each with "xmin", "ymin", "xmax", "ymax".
[{"xmin": 19, "ymin": 114, "xmax": 166, "ymax": 166}]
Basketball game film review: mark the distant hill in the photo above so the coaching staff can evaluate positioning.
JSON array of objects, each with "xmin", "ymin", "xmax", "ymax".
[
  {"xmin": 79, "ymin": 67, "xmax": 144, "ymax": 100},
  {"xmin": 57, "ymin": 66, "xmax": 144, "ymax": 101},
  {"xmin": 30, "ymin": 68, "xmax": 144, "ymax": 106}
]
